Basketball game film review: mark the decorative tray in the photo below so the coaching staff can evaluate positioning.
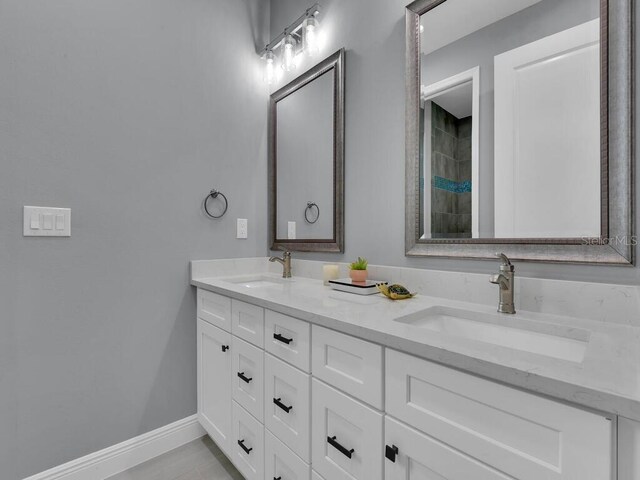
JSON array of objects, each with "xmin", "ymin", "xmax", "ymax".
[{"xmin": 328, "ymin": 278, "xmax": 387, "ymax": 296}]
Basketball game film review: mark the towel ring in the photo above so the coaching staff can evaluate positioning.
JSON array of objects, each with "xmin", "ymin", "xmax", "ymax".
[
  {"xmin": 204, "ymin": 189, "xmax": 228, "ymax": 219},
  {"xmin": 304, "ymin": 201, "xmax": 320, "ymax": 224}
]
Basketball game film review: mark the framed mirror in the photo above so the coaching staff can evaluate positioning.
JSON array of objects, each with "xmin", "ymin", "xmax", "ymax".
[
  {"xmin": 405, "ymin": 0, "xmax": 633, "ymax": 264},
  {"xmin": 269, "ymin": 49, "xmax": 345, "ymax": 253}
]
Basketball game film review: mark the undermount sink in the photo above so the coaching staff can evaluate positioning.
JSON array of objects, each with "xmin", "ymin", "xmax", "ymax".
[
  {"xmin": 222, "ymin": 275, "xmax": 291, "ymax": 289},
  {"xmin": 395, "ymin": 306, "xmax": 590, "ymax": 363}
]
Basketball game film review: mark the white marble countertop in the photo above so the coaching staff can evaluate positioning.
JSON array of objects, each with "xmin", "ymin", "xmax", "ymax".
[{"xmin": 191, "ymin": 263, "xmax": 640, "ymax": 421}]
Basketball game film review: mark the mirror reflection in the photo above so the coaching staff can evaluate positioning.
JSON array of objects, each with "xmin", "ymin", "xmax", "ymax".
[
  {"xmin": 276, "ymin": 71, "xmax": 334, "ymax": 240},
  {"xmin": 419, "ymin": 0, "xmax": 602, "ymax": 239}
]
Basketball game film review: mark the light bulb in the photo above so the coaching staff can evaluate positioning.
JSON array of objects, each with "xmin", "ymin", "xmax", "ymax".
[
  {"xmin": 263, "ymin": 50, "xmax": 276, "ymax": 84},
  {"xmin": 303, "ymin": 16, "xmax": 320, "ymax": 57},
  {"xmin": 281, "ymin": 33, "xmax": 297, "ymax": 72}
]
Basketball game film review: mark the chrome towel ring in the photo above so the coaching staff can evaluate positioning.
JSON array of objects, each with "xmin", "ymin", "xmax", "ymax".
[
  {"xmin": 204, "ymin": 189, "xmax": 228, "ymax": 219},
  {"xmin": 304, "ymin": 201, "xmax": 320, "ymax": 224}
]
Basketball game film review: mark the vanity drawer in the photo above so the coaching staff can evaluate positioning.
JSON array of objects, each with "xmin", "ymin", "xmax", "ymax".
[
  {"xmin": 197, "ymin": 289, "xmax": 231, "ymax": 332},
  {"xmin": 385, "ymin": 416, "xmax": 508, "ymax": 480},
  {"xmin": 386, "ymin": 349, "xmax": 614, "ymax": 480},
  {"xmin": 231, "ymin": 336, "xmax": 264, "ymax": 422},
  {"xmin": 231, "ymin": 401, "xmax": 264, "ymax": 480},
  {"xmin": 311, "ymin": 379, "xmax": 383, "ymax": 480},
  {"xmin": 231, "ymin": 299, "xmax": 264, "ymax": 348},
  {"xmin": 265, "ymin": 353, "xmax": 311, "ymax": 461},
  {"xmin": 265, "ymin": 310, "xmax": 311, "ymax": 372},
  {"xmin": 265, "ymin": 430, "xmax": 310, "ymax": 480},
  {"xmin": 311, "ymin": 325, "xmax": 383, "ymax": 409}
]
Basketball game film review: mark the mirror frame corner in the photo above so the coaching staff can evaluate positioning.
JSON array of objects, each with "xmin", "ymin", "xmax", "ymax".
[
  {"xmin": 405, "ymin": 0, "xmax": 634, "ymax": 265},
  {"xmin": 269, "ymin": 48, "xmax": 346, "ymax": 254}
]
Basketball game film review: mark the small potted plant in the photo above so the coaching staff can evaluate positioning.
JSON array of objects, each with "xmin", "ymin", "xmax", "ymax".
[{"xmin": 349, "ymin": 257, "xmax": 368, "ymax": 283}]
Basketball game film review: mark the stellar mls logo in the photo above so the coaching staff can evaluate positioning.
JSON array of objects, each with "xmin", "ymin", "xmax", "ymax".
[{"xmin": 581, "ymin": 235, "xmax": 638, "ymax": 246}]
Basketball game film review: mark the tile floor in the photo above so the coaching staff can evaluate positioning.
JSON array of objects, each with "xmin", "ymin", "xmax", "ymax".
[{"xmin": 106, "ymin": 436, "xmax": 244, "ymax": 480}]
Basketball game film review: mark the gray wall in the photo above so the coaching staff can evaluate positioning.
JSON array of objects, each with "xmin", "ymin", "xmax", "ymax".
[
  {"xmin": 422, "ymin": 0, "xmax": 599, "ymax": 236},
  {"xmin": 0, "ymin": 0, "xmax": 269, "ymax": 477},
  {"xmin": 269, "ymin": 0, "xmax": 640, "ymax": 285}
]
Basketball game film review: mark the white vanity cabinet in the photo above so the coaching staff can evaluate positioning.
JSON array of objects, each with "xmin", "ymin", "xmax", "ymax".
[
  {"xmin": 386, "ymin": 350, "xmax": 614, "ymax": 480},
  {"xmin": 619, "ymin": 417, "xmax": 640, "ymax": 480},
  {"xmin": 196, "ymin": 287, "xmax": 621, "ymax": 480},
  {"xmin": 197, "ymin": 318, "xmax": 232, "ymax": 455},
  {"xmin": 311, "ymin": 379, "xmax": 383, "ymax": 480}
]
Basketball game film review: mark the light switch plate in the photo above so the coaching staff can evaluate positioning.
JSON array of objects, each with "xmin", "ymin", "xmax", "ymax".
[
  {"xmin": 24, "ymin": 206, "xmax": 71, "ymax": 237},
  {"xmin": 236, "ymin": 218, "xmax": 248, "ymax": 239}
]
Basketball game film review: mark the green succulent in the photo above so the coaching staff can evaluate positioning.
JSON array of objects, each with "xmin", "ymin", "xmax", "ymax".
[{"xmin": 349, "ymin": 257, "xmax": 368, "ymax": 271}]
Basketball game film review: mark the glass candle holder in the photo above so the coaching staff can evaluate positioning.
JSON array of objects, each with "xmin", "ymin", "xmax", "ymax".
[{"xmin": 322, "ymin": 264, "xmax": 340, "ymax": 286}]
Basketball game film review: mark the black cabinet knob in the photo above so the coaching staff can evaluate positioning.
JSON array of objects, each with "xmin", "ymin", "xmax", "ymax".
[
  {"xmin": 385, "ymin": 444, "xmax": 399, "ymax": 463},
  {"xmin": 221, "ymin": 345, "xmax": 229, "ymax": 352}
]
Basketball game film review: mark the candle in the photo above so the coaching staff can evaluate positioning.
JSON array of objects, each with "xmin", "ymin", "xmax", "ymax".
[{"xmin": 323, "ymin": 264, "xmax": 340, "ymax": 285}]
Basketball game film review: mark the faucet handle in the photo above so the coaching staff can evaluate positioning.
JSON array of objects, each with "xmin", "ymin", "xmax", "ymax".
[{"xmin": 496, "ymin": 253, "xmax": 514, "ymax": 271}]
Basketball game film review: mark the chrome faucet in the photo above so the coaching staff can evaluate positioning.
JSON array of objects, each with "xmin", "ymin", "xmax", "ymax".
[
  {"xmin": 269, "ymin": 250, "xmax": 292, "ymax": 278},
  {"xmin": 489, "ymin": 253, "xmax": 515, "ymax": 314}
]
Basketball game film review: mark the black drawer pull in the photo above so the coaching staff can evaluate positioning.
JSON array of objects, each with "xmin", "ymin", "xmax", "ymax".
[
  {"xmin": 385, "ymin": 444, "xmax": 399, "ymax": 462},
  {"xmin": 327, "ymin": 435, "xmax": 354, "ymax": 458},
  {"xmin": 273, "ymin": 397, "xmax": 293, "ymax": 413},
  {"xmin": 237, "ymin": 372, "xmax": 253, "ymax": 383},
  {"xmin": 238, "ymin": 439, "xmax": 252, "ymax": 454},
  {"xmin": 274, "ymin": 478, "xmax": 281, "ymax": 480},
  {"xmin": 274, "ymin": 333, "xmax": 293, "ymax": 344},
  {"xmin": 221, "ymin": 345, "xmax": 229, "ymax": 352}
]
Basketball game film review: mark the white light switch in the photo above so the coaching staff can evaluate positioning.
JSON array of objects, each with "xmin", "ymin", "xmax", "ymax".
[
  {"xmin": 42, "ymin": 214, "xmax": 53, "ymax": 230},
  {"xmin": 24, "ymin": 206, "xmax": 71, "ymax": 237},
  {"xmin": 288, "ymin": 221, "xmax": 296, "ymax": 239},
  {"xmin": 236, "ymin": 218, "xmax": 248, "ymax": 239},
  {"xmin": 30, "ymin": 213, "xmax": 40, "ymax": 230},
  {"xmin": 55, "ymin": 214, "xmax": 65, "ymax": 230}
]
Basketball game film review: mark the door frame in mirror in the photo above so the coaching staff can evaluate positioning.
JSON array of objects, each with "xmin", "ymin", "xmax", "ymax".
[
  {"xmin": 269, "ymin": 48, "xmax": 345, "ymax": 253},
  {"xmin": 405, "ymin": 0, "xmax": 634, "ymax": 264}
]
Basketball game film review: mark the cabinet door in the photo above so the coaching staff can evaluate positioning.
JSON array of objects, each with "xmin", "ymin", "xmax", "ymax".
[
  {"xmin": 265, "ymin": 353, "xmax": 311, "ymax": 461},
  {"xmin": 311, "ymin": 379, "xmax": 383, "ymax": 480},
  {"xmin": 311, "ymin": 325, "xmax": 383, "ymax": 409},
  {"xmin": 197, "ymin": 289, "xmax": 231, "ymax": 331},
  {"xmin": 386, "ymin": 349, "xmax": 614, "ymax": 480},
  {"xmin": 385, "ymin": 416, "xmax": 511, "ymax": 480},
  {"xmin": 619, "ymin": 417, "xmax": 640, "ymax": 480},
  {"xmin": 265, "ymin": 430, "xmax": 310, "ymax": 480},
  {"xmin": 231, "ymin": 299, "xmax": 265, "ymax": 348},
  {"xmin": 231, "ymin": 401, "xmax": 264, "ymax": 480},
  {"xmin": 265, "ymin": 310, "xmax": 311, "ymax": 372},
  {"xmin": 197, "ymin": 319, "xmax": 232, "ymax": 455},
  {"xmin": 231, "ymin": 336, "xmax": 264, "ymax": 422}
]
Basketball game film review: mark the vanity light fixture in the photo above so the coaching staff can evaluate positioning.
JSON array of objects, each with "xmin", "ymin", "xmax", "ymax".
[
  {"xmin": 260, "ymin": 3, "xmax": 321, "ymax": 83},
  {"xmin": 303, "ymin": 16, "xmax": 320, "ymax": 57},
  {"xmin": 263, "ymin": 50, "xmax": 277, "ymax": 84},
  {"xmin": 281, "ymin": 33, "xmax": 297, "ymax": 71}
]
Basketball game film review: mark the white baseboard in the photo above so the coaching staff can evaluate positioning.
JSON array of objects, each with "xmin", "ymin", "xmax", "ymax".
[{"xmin": 23, "ymin": 415, "xmax": 206, "ymax": 480}]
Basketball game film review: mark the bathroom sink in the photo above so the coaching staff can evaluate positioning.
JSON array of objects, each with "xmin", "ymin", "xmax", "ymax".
[
  {"xmin": 221, "ymin": 275, "xmax": 291, "ymax": 289},
  {"xmin": 395, "ymin": 306, "xmax": 590, "ymax": 363}
]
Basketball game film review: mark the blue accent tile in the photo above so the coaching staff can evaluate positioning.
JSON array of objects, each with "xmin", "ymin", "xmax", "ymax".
[{"xmin": 433, "ymin": 176, "xmax": 471, "ymax": 193}]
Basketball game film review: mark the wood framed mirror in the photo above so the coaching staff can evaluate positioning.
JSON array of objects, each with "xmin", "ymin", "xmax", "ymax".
[
  {"xmin": 405, "ymin": 0, "xmax": 633, "ymax": 264},
  {"xmin": 269, "ymin": 49, "xmax": 345, "ymax": 253}
]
